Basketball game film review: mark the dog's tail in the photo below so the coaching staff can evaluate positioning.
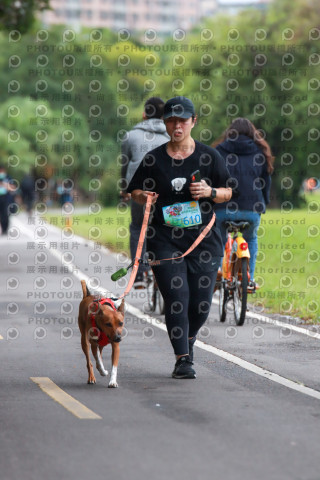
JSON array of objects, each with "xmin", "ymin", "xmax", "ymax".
[{"xmin": 81, "ymin": 280, "xmax": 91, "ymax": 298}]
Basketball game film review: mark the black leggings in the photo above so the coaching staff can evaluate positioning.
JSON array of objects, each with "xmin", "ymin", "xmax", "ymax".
[{"xmin": 153, "ymin": 259, "xmax": 219, "ymax": 356}]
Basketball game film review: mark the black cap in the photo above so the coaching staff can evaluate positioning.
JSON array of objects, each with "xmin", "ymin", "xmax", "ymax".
[{"xmin": 163, "ymin": 96, "xmax": 195, "ymax": 120}]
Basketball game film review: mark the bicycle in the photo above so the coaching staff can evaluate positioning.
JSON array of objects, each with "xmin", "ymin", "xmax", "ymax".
[
  {"xmin": 143, "ymin": 270, "xmax": 165, "ymax": 315},
  {"xmin": 216, "ymin": 221, "xmax": 252, "ymax": 326}
]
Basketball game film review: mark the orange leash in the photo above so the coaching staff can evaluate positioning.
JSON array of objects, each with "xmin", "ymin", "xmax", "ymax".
[
  {"xmin": 148, "ymin": 212, "xmax": 216, "ymax": 266},
  {"xmin": 117, "ymin": 193, "xmax": 155, "ymax": 299}
]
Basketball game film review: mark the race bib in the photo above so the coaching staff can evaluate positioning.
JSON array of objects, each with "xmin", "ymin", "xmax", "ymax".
[{"xmin": 162, "ymin": 201, "xmax": 202, "ymax": 228}]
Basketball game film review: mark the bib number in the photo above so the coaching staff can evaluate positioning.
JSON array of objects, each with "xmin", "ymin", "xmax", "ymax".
[{"xmin": 162, "ymin": 201, "xmax": 202, "ymax": 228}]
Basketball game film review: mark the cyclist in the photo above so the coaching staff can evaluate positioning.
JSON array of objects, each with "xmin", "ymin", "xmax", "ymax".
[
  {"xmin": 213, "ymin": 118, "xmax": 274, "ymax": 288},
  {"xmin": 120, "ymin": 97, "xmax": 169, "ymax": 288},
  {"xmin": 127, "ymin": 96, "xmax": 231, "ymax": 379}
]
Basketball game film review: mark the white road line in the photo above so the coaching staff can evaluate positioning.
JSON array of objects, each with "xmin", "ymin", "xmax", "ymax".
[
  {"xmin": 195, "ymin": 341, "xmax": 320, "ymax": 400},
  {"xmin": 13, "ymin": 217, "xmax": 320, "ymax": 401},
  {"xmin": 211, "ymin": 298, "xmax": 320, "ymax": 340},
  {"xmin": 108, "ymin": 303, "xmax": 320, "ymax": 400}
]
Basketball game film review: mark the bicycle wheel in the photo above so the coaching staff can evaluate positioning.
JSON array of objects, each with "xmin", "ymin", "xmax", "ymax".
[
  {"xmin": 233, "ymin": 257, "xmax": 248, "ymax": 326},
  {"xmin": 218, "ymin": 282, "xmax": 228, "ymax": 322}
]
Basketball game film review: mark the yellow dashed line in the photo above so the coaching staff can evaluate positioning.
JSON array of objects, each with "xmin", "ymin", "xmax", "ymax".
[{"xmin": 30, "ymin": 377, "xmax": 102, "ymax": 419}]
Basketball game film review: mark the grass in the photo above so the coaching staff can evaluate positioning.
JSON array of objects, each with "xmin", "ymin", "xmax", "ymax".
[
  {"xmin": 252, "ymin": 193, "xmax": 320, "ymax": 323},
  {"xmin": 44, "ymin": 204, "xmax": 131, "ymax": 253},
  {"xmin": 43, "ymin": 193, "xmax": 320, "ymax": 323}
]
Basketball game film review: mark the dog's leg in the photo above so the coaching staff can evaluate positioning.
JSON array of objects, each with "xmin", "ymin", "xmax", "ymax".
[
  {"xmin": 108, "ymin": 343, "xmax": 120, "ymax": 388},
  {"xmin": 91, "ymin": 343, "xmax": 108, "ymax": 377},
  {"xmin": 81, "ymin": 335, "xmax": 96, "ymax": 384}
]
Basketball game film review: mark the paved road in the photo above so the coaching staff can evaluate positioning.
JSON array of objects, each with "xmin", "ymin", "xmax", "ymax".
[{"xmin": 1, "ymin": 212, "xmax": 320, "ymax": 480}]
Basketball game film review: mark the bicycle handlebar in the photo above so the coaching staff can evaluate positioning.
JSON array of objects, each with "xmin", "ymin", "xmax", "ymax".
[{"xmin": 224, "ymin": 221, "xmax": 249, "ymax": 232}]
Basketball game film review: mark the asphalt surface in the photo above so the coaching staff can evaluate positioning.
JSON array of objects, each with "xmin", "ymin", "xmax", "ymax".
[{"xmin": 1, "ymin": 211, "xmax": 320, "ymax": 480}]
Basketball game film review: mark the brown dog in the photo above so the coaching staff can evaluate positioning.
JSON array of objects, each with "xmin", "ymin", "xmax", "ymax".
[{"xmin": 78, "ymin": 280, "xmax": 125, "ymax": 388}]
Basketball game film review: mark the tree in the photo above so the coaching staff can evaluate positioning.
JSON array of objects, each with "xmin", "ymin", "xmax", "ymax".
[
  {"xmin": 1, "ymin": 0, "xmax": 319, "ymax": 206},
  {"xmin": 0, "ymin": 96, "xmax": 92, "ymax": 183},
  {"xmin": 0, "ymin": 0, "xmax": 51, "ymax": 34}
]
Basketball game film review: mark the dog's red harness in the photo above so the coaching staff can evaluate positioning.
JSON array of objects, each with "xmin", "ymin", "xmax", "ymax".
[{"xmin": 89, "ymin": 298, "xmax": 117, "ymax": 347}]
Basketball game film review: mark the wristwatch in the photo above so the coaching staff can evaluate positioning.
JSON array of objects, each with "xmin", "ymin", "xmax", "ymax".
[{"xmin": 211, "ymin": 188, "xmax": 217, "ymax": 199}]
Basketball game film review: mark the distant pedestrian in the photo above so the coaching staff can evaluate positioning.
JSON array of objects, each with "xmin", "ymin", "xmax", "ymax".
[
  {"xmin": 0, "ymin": 165, "xmax": 15, "ymax": 234},
  {"xmin": 20, "ymin": 171, "xmax": 36, "ymax": 215},
  {"xmin": 56, "ymin": 179, "xmax": 73, "ymax": 207}
]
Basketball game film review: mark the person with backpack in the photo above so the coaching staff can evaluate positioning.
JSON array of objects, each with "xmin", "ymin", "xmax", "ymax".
[{"xmin": 120, "ymin": 97, "xmax": 169, "ymax": 288}]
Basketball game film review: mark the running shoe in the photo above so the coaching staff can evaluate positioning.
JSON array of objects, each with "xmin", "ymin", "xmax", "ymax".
[{"xmin": 172, "ymin": 355, "xmax": 196, "ymax": 379}]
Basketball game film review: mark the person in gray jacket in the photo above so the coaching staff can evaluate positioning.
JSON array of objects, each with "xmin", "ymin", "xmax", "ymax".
[{"xmin": 120, "ymin": 97, "xmax": 169, "ymax": 287}]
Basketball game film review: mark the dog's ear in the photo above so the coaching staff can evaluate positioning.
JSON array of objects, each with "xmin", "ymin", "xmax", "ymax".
[
  {"xmin": 117, "ymin": 299, "xmax": 125, "ymax": 315},
  {"xmin": 81, "ymin": 280, "xmax": 91, "ymax": 298}
]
